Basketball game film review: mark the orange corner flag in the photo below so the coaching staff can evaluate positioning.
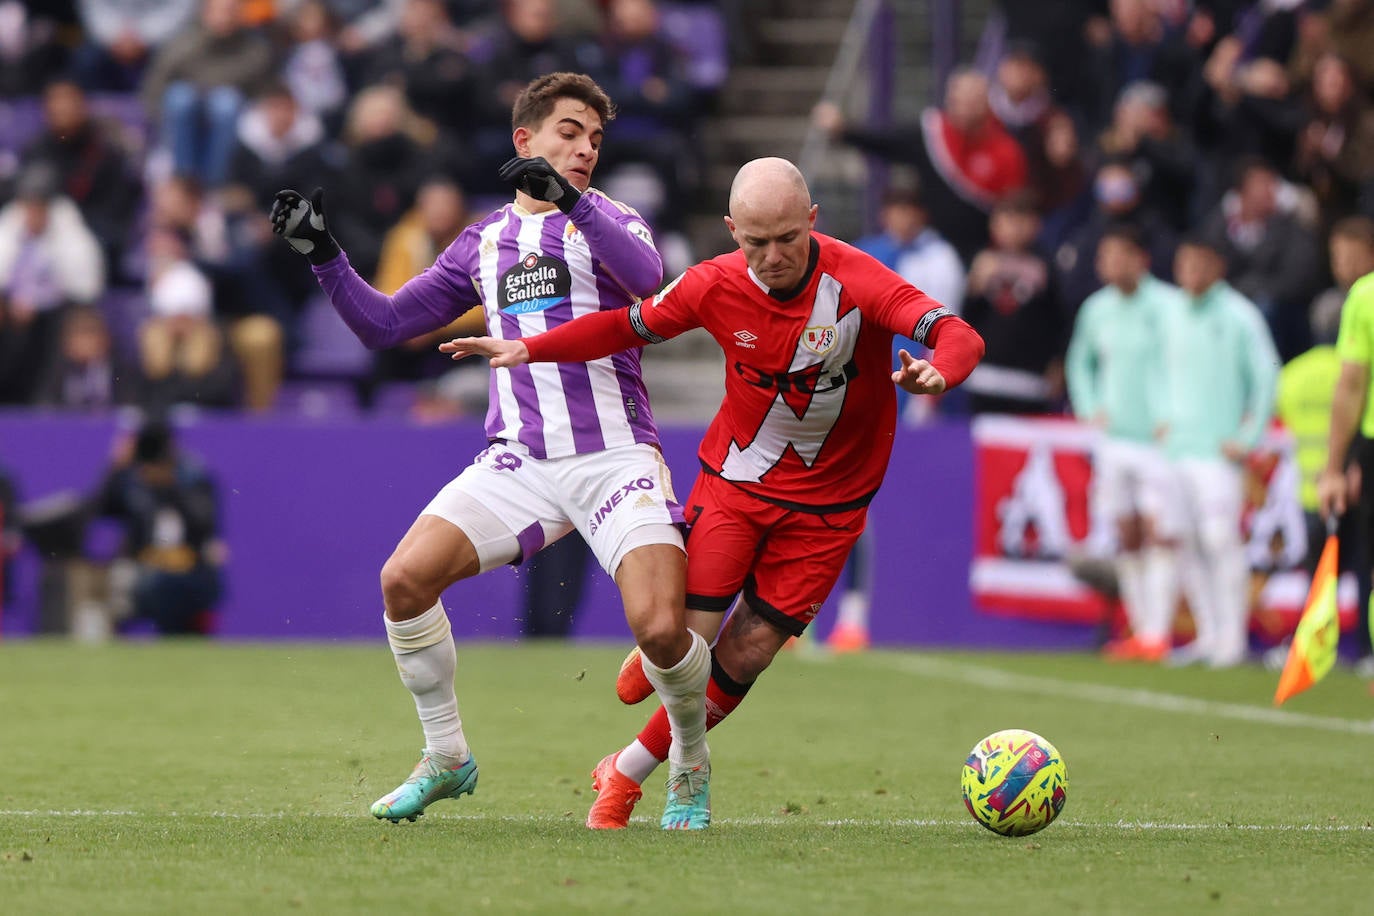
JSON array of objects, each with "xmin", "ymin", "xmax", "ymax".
[{"xmin": 1274, "ymin": 532, "xmax": 1341, "ymax": 705}]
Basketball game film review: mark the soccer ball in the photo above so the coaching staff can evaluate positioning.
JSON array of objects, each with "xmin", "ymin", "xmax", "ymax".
[{"xmin": 960, "ymin": 729, "xmax": 1068, "ymax": 837}]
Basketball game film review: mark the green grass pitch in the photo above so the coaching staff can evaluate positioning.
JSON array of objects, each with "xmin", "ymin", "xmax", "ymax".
[{"xmin": 2, "ymin": 639, "xmax": 1372, "ymax": 914}]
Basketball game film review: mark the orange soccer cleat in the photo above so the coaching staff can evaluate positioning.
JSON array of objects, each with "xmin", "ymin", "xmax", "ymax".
[
  {"xmin": 586, "ymin": 752, "xmax": 643, "ymax": 829},
  {"xmin": 615, "ymin": 646, "xmax": 655, "ymax": 705},
  {"xmin": 826, "ymin": 623, "xmax": 871, "ymax": 653},
  {"xmin": 1102, "ymin": 636, "xmax": 1169, "ymax": 663}
]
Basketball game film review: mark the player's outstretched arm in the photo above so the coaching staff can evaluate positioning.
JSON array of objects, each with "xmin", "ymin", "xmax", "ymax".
[
  {"xmin": 899, "ymin": 313, "xmax": 984, "ymax": 394},
  {"xmin": 270, "ymin": 187, "xmax": 477, "ymax": 350},
  {"xmin": 441, "ymin": 337, "xmax": 530, "ymax": 368},
  {"xmin": 442, "ymin": 307, "xmax": 649, "ymax": 368}
]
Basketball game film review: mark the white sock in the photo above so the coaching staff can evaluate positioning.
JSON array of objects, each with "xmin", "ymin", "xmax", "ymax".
[
  {"xmin": 1178, "ymin": 548, "xmax": 1216, "ymax": 653},
  {"xmin": 384, "ymin": 600, "xmax": 469, "ymax": 766},
  {"xmin": 835, "ymin": 591, "xmax": 870, "ymax": 631},
  {"xmin": 615, "ymin": 739, "xmax": 662, "ymax": 785},
  {"xmin": 640, "ymin": 629, "xmax": 711, "ymax": 770},
  {"xmin": 1116, "ymin": 553, "xmax": 1147, "ymax": 636},
  {"xmin": 1138, "ymin": 546, "xmax": 1179, "ymax": 643},
  {"xmin": 1209, "ymin": 540, "xmax": 1251, "ymax": 664}
]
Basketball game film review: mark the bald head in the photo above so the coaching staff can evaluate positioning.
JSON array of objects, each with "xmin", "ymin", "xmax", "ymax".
[
  {"xmin": 725, "ymin": 157, "xmax": 818, "ymax": 291},
  {"xmin": 728, "ymin": 157, "xmax": 812, "ymax": 222}
]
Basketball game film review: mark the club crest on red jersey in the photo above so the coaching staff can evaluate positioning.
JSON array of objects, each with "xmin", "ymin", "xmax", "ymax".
[{"xmin": 802, "ymin": 325, "xmax": 836, "ymax": 355}]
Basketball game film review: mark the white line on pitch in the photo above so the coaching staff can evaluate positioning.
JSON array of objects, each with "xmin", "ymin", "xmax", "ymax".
[
  {"xmin": 881, "ymin": 655, "xmax": 1374, "ymax": 735},
  {"xmin": 0, "ymin": 810, "xmax": 1369, "ymax": 831}
]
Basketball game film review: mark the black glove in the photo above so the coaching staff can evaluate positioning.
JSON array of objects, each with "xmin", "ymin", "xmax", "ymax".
[
  {"xmin": 499, "ymin": 156, "xmax": 581, "ymax": 214},
  {"xmin": 270, "ymin": 187, "xmax": 340, "ymax": 265}
]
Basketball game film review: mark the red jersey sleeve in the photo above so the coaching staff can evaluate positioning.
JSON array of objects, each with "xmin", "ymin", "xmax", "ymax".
[
  {"xmin": 522, "ymin": 308, "xmax": 643, "ymax": 363},
  {"xmin": 522, "ymin": 263, "xmax": 716, "ymax": 362},
  {"xmin": 631, "ymin": 264, "xmax": 715, "ymax": 341},
  {"xmin": 924, "ymin": 315, "xmax": 984, "ymax": 388},
  {"xmin": 841, "ymin": 246, "xmax": 948, "ymax": 341}
]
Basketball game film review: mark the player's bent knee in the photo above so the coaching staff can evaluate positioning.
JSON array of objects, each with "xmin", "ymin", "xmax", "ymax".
[
  {"xmin": 633, "ymin": 615, "xmax": 689, "ymax": 668},
  {"xmin": 379, "ymin": 556, "xmax": 442, "ymax": 617}
]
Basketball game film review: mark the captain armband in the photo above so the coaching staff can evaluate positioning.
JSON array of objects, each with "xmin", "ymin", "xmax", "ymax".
[
  {"xmin": 628, "ymin": 302, "xmax": 667, "ymax": 344},
  {"xmin": 912, "ymin": 306, "xmax": 955, "ymax": 346}
]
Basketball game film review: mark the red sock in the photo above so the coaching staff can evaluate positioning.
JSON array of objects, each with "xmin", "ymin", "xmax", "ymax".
[{"xmin": 637, "ymin": 672, "xmax": 749, "ymax": 762}]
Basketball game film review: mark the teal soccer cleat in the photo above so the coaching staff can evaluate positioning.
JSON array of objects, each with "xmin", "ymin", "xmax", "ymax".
[
  {"xmin": 370, "ymin": 751, "xmax": 478, "ymax": 822},
  {"xmin": 660, "ymin": 761, "xmax": 711, "ymax": 830}
]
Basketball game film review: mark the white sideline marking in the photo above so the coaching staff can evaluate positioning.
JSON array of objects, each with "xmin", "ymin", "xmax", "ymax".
[
  {"xmin": 881, "ymin": 655, "xmax": 1374, "ymax": 736},
  {"xmin": 0, "ymin": 810, "xmax": 1369, "ymax": 831}
]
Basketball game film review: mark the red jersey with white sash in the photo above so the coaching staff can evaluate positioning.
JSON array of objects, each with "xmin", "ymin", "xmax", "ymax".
[{"xmin": 629, "ymin": 233, "xmax": 951, "ymax": 511}]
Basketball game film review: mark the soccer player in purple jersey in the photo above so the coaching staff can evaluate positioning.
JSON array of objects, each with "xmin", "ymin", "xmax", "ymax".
[{"xmin": 268, "ymin": 72, "xmax": 712, "ymax": 829}]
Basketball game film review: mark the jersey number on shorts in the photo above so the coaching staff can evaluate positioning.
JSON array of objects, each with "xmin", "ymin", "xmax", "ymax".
[{"xmin": 721, "ymin": 274, "xmax": 859, "ymax": 483}]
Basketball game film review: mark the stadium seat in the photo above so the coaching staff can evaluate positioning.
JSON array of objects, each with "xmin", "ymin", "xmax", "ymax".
[
  {"xmin": 660, "ymin": 3, "xmax": 729, "ymax": 93},
  {"xmin": 289, "ymin": 294, "xmax": 374, "ymax": 379}
]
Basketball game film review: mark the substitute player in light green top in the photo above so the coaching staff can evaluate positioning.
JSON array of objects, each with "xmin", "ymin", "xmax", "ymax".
[
  {"xmin": 1157, "ymin": 235, "xmax": 1279, "ymax": 668},
  {"xmin": 1066, "ymin": 225, "xmax": 1184, "ymax": 663}
]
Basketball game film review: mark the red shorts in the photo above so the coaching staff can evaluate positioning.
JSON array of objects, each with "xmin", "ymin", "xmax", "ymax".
[{"xmin": 682, "ymin": 473, "xmax": 868, "ymax": 636}]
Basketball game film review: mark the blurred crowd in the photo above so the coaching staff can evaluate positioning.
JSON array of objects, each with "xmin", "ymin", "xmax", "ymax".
[
  {"xmin": 815, "ymin": 0, "xmax": 1374, "ymax": 420},
  {"xmin": 0, "ymin": 0, "xmax": 725, "ymax": 415}
]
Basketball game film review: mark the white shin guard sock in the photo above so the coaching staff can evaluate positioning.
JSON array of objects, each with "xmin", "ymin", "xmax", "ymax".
[
  {"xmin": 1138, "ymin": 546, "xmax": 1179, "ymax": 643},
  {"xmin": 1116, "ymin": 553, "xmax": 1147, "ymax": 636},
  {"xmin": 1209, "ymin": 541, "xmax": 1251, "ymax": 665},
  {"xmin": 640, "ymin": 629, "xmax": 711, "ymax": 770},
  {"xmin": 1178, "ymin": 549, "xmax": 1217, "ymax": 654},
  {"xmin": 385, "ymin": 600, "xmax": 469, "ymax": 765}
]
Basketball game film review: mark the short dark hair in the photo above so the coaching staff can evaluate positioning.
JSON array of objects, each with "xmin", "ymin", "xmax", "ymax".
[
  {"xmin": 993, "ymin": 190, "xmax": 1041, "ymax": 216},
  {"xmin": 133, "ymin": 420, "xmax": 175, "ymax": 465},
  {"xmin": 1331, "ymin": 215, "xmax": 1374, "ymax": 249},
  {"xmin": 1177, "ymin": 231, "xmax": 1226, "ymax": 259},
  {"xmin": 1232, "ymin": 155, "xmax": 1276, "ymax": 188},
  {"xmin": 511, "ymin": 72, "xmax": 615, "ymax": 131},
  {"xmin": 1099, "ymin": 222, "xmax": 1145, "ymax": 251},
  {"xmin": 880, "ymin": 187, "xmax": 924, "ymax": 210}
]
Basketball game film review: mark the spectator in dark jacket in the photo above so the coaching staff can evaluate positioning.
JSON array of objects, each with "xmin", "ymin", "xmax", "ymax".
[
  {"xmin": 328, "ymin": 84, "xmax": 437, "ymax": 279},
  {"xmin": 962, "ymin": 194, "xmax": 1067, "ymax": 415},
  {"xmin": 1200, "ymin": 156, "xmax": 1324, "ymax": 360},
  {"xmin": 465, "ymin": 0, "xmax": 601, "ymax": 191},
  {"xmin": 1055, "ymin": 159, "xmax": 1178, "ymax": 312},
  {"xmin": 33, "ymin": 304, "xmax": 140, "ymax": 410},
  {"xmin": 1079, "ymin": 0, "xmax": 1203, "ymax": 137},
  {"xmin": 220, "ymin": 81, "xmax": 337, "ymax": 388},
  {"xmin": 22, "ymin": 79, "xmax": 140, "ymax": 273},
  {"xmin": 363, "ymin": 0, "xmax": 479, "ymax": 136},
  {"xmin": 93, "ymin": 419, "xmax": 224, "ymax": 636},
  {"xmin": 1095, "ymin": 80, "xmax": 1198, "ymax": 231},
  {"xmin": 1292, "ymin": 52, "xmax": 1374, "ymax": 235},
  {"xmin": 591, "ymin": 0, "xmax": 698, "ymax": 231}
]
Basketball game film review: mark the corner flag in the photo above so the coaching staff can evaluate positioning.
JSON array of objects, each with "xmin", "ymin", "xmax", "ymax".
[{"xmin": 1274, "ymin": 529, "xmax": 1341, "ymax": 705}]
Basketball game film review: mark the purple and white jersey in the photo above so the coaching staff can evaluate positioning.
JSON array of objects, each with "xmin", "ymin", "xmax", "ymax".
[{"xmin": 312, "ymin": 189, "xmax": 664, "ymax": 460}]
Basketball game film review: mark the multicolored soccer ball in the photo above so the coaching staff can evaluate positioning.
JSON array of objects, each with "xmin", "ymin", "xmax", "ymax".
[{"xmin": 960, "ymin": 729, "xmax": 1068, "ymax": 837}]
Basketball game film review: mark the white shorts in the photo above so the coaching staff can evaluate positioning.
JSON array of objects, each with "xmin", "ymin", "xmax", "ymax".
[
  {"xmin": 1092, "ymin": 438, "xmax": 1175, "ymax": 530},
  {"xmin": 1164, "ymin": 457, "xmax": 1244, "ymax": 551},
  {"xmin": 420, "ymin": 441, "xmax": 685, "ymax": 577}
]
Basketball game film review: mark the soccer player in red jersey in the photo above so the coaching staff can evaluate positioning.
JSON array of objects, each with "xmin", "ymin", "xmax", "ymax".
[{"xmin": 443, "ymin": 157, "xmax": 985, "ymax": 828}]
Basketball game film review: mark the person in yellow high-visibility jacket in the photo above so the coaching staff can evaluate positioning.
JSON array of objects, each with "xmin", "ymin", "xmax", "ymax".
[{"xmin": 1315, "ymin": 216, "xmax": 1374, "ymax": 670}]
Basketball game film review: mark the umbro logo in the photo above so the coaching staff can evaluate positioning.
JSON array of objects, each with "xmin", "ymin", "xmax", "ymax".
[{"xmin": 733, "ymin": 330, "xmax": 758, "ymax": 349}]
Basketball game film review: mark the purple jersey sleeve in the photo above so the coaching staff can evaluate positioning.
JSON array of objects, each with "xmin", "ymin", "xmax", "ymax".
[
  {"xmin": 568, "ymin": 192, "xmax": 663, "ymax": 299},
  {"xmin": 311, "ymin": 241, "xmax": 480, "ymax": 350}
]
